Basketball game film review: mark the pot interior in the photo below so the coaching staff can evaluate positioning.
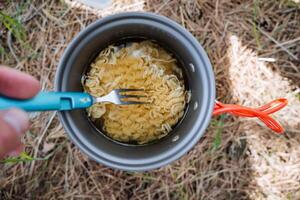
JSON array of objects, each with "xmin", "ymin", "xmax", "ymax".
[{"xmin": 82, "ymin": 37, "xmax": 190, "ymax": 146}]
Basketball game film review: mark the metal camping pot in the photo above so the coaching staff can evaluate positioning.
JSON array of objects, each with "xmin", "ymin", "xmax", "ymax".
[{"xmin": 55, "ymin": 12, "xmax": 215, "ymax": 171}]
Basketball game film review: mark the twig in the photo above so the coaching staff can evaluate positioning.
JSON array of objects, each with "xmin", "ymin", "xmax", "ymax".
[
  {"xmin": 155, "ymin": 0, "xmax": 171, "ymax": 14},
  {"xmin": 20, "ymin": 0, "xmax": 51, "ymax": 24},
  {"xmin": 280, "ymin": 37, "xmax": 300, "ymax": 46},
  {"xmin": 257, "ymin": 57, "xmax": 276, "ymax": 62},
  {"xmin": 75, "ymin": 153, "xmax": 105, "ymax": 198},
  {"xmin": 215, "ymin": 0, "xmax": 219, "ymax": 19},
  {"xmin": 7, "ymin": 31, "xmax": 20, "ymax": 64},
  {"xmin": 180, "ymin": 6, "xmax": 185, "ymax": 28},
  {"xmin": 256, "ymin": 25, "xmax": 299, "ymax": 61},
  {"xmin": 29, "ymin": 112, "xmax": 57, "ymax": 176}
]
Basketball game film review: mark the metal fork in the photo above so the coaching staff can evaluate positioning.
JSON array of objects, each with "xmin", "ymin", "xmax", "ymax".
[
  {"xmin": 0, "ymin": 89, "xmax": 148, "ymax": 112},
  {"xmin": 94, "ymin": 89, "xmax": 147, "ymax": 105}
]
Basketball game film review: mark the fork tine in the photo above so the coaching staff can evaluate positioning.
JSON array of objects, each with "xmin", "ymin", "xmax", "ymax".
[
  {"xmin": 114, "ymin": 88, "xmax": 149, "ymax": 105},
  {"xmin": 119, "ymin": 95, "xmax": 147, "ymax": 98},
  {"xmin": 120, "ymin": 101, "xmax": 148, "ymax": 105}
]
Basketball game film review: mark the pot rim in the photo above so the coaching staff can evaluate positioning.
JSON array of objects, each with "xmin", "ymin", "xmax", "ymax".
[{"xmin": 55, "ymin": 12, "xmax": 215, "ymax": 171}]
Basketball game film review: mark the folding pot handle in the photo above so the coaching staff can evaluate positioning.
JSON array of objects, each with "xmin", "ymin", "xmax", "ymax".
[{"xmin": 213, "ymin": 98, "xmax": 288, "ymax": 133}]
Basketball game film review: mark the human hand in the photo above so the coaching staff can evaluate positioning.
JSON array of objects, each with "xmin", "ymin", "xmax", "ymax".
[{"xmin": 0, "ymin": 66, "xmax": 40, "ymax": 158}]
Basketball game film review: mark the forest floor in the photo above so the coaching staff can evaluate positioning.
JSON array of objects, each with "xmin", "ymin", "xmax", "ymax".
[{"xmin": 0, "ymin": 0, "xmax": 299, "ymax": 199}]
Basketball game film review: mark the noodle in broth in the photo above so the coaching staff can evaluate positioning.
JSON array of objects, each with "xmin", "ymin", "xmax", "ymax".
[{"xmin": 83, "ymin": 41, "xmax": 188, "ymax": 144}]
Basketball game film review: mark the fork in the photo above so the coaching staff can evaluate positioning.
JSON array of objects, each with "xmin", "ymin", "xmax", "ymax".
[{"xmin": 0, "ymin": 89, "xmax": 147, "ymax": 112}]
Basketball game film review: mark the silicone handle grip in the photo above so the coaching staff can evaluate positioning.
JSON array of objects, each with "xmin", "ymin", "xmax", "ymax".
[
  {"xmin": 0, "ymin": 92, "xmax": 94, "ymax": 112},
  {"xmin": 213, "ymin": 98, "xmax": 288, "ymax": 133}
]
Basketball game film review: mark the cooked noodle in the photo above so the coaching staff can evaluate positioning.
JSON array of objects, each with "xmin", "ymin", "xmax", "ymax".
[{"xmin": 83, "ymin": 41, "xmax": 188, "ymax": 144}]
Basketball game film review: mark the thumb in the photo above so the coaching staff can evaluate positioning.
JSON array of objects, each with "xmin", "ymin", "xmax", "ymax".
[{"xmin": 0, "ymin": 109, "xmax": 29, "ymax": 158}]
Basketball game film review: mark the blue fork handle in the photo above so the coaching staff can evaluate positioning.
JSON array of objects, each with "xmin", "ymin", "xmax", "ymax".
[{"xmin": 0, "ymin": 92, "xmax": 94, "ymax": 112}]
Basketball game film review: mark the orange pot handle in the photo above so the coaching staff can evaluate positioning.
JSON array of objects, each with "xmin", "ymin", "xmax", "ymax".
[{"xmin": 213, "ymin": 98, "xmax": 288, "ymax": 133}]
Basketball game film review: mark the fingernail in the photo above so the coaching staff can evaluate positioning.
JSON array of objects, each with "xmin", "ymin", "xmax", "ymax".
[{"xmin": 3, "ymin": 109, "xmax": 29, "ymax": 135}]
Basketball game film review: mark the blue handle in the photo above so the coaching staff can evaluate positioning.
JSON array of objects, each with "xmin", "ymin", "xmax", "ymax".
[{"xmin": 0, "ymin": 92, "xmax": 94, "ymax": 112}]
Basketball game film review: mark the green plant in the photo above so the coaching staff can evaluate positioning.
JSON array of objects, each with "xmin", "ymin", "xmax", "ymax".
[
  {"xmin": 0, "ymin": 11, "xmax": 26, "ymax": 43},
  {"xmin": 296, "ymin": 93, "xmax": 300, "ymax": 101},
  {"xmin": 1, "ymin": 141, "xmax": 67, "ymax": 164},
  {"xmin": 0, "ymin": 44, "xmax": 7, "ymax": 59},
  {"xmin": 1, "ymin": 152, "xmax": 47, "ymax": 164},
  {"xmin": 252, "ymin": 0, "xmax": 262, "ymax": 50},
  {"xmin": 212, "ymin": 114, "xmax": 225, "ymax": 150}
]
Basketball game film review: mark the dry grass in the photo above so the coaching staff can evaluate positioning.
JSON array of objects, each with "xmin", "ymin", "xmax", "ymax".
[{"xmin": 0, "ymin": 0, "xmax": 299, "ymax": 199}]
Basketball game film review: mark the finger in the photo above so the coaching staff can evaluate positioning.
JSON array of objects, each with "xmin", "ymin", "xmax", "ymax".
[
  {"xmin": 0, "ymin": 109, "xmax": 29, "ymax": 159},
  {"xmin": 0, "ymin": 66, "xmax": 40, "ymax": 99},
  {"xmin": 7, "ymin": 144, "xmax": 24, "ymax": 157}
]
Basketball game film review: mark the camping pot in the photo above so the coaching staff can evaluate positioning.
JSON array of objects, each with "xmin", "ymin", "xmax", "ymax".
[{"xmin": 55, "ymin": 12, "xmax": 215, "ymax": 171}]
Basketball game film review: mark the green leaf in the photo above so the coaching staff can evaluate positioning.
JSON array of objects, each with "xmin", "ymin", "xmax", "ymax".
[
  {"xmin": 0, "ymin": 141, "xmax": 67, "ymax": 164},
  {"xmin": 19, "ymin": 152, "xmax": 33, "ymax": 160},
  {"xmin": 1, "ymin": 152, "xmax": 38, "ymax": 164},
  {"xmin": 212, "ymin": 114, "xmax": 225, "ymax": 150},
  {"xmin": 0, "ymin": 11, "xmax": 26, "ymax": 43},
  {"xmin": 0, "ymin": 44, "xmax": 6, "ymax": 56},
  {"xmin": 296, "ymin": 93, "xmax": 300, "ymax": 101},
  {"xmin": 252, "ymin": 0, "xmax": 261, "ymax": 50}
]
